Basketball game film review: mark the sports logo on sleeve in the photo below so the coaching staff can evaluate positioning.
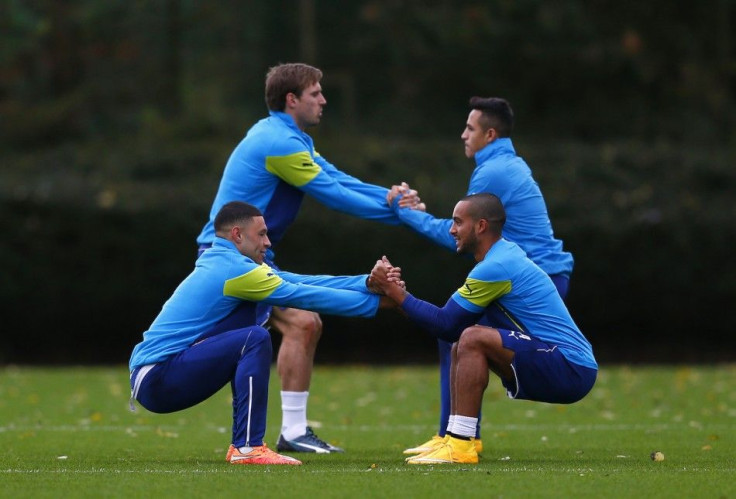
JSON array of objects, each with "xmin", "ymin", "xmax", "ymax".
[
  {"xmin": 456, "ymin": 277, "xmax": 511, "ymax": 308},
  {"xmin": 223, "ymin": 264, "xmax": 283, "ymax": 301}
]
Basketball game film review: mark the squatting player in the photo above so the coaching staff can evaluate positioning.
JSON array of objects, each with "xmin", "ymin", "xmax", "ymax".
[
  {"xmin": 371, "ymin": 193, "xmax": 596, "ymax": 464},
  {"xmin": 130, "ymin": 202, "xmax": 394, "ymax": 465},
  {"xmin": 386, "ymin": 97, "xmax": 574, "ymax": 456},
  {"xmin": 196, "ymin": 63, "xmax": 420, "ymax": 453}
]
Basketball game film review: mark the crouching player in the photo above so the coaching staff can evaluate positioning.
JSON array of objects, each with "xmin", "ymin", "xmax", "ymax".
[
  {"xmin": 370, "ymin": 193, "xmax": 596, "ymax": 464},
  {"xmin": 129, "ymin": 201, "xmax": 395, "ymax": 465}
]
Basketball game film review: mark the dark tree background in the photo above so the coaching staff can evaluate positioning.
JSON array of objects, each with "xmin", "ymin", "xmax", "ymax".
[{"xmin": 2, "ymin": 0, "xmax": 735, "ymax": 365}]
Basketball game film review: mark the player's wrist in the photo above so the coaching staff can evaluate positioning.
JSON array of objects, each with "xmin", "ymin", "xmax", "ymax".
[
  {"xmin": 388, "ymin": 286, "xmax": 408, "ymax": 304},
  {"xmin": 365, "ymin": 275, "xmax": 379, "ymax": 294}
]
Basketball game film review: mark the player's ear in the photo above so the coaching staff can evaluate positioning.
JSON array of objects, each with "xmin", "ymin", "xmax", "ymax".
[
  {"xmin": 486, "ymin": 127, "xmax": 497, "ymax": 143},
  {"xmin": 230, "ymin": 225, "xmax": 242, "ymax": 242},
  {"xmin": 286, "ymin": 92, "xmax": 298, "ymax": 108}
]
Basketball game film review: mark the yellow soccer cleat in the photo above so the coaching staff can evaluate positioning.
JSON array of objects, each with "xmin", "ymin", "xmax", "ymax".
[
  {"xmin": 406, "ymin": 436, "xmax": 479, "ymax": 465},
  {"xmin": 403, "ymin": 434, "xmax": 447, "ymax": 455},
  {"xmin": 226, "ymin": 444, "xmax": 302, "ymax": 465},
  {"xmin": 403, "ymin": 434, "xmax": 482, "ymax": 455}
]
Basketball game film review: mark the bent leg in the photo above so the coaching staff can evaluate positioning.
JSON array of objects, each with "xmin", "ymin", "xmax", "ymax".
[
  {"xmin": 230, "ymin": 327, "xmax": 272, "ymax": 447},
  {"xmin": 453, "ymin": 325, "xmax": 515, "ymax": 417},
  {"xmin": 134, "ymin": 326, "xmax": 272, "ymax": 446},
  {"xmin": 268, "ymin": 307, "xmax": 322, "ymax": 391},
  {"xmin": 268, "ymin": 307, "xmax": 322, "ymax": 441},
  {"xmin": 498, "ymin": 328, "xmax": 597, "ymax": 404}
]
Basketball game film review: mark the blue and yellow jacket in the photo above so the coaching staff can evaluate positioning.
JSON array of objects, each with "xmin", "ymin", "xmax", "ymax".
[
  {"xmin": 129, "ymin": 238, "xmax": 380, "ymax": 370},
  {"xmin": 197, "ymin": 111, "xmax": 399, "ymax": 249}
]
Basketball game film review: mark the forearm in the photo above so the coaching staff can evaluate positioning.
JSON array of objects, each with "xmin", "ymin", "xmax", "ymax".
[
  {"xmin": 266, "ymin": 284, "xmax": 380, "ymax": 318},
  {"xmin": 384, "ymin": 283, "xmax": 408, "ymax": 305},
  {"xmin": 379, "ymin": 295, "xmax": 403, "ymax": 309},
  {"xmin": 278, "ymin": 270, "xmax": 371, "ymax": 292},
  {"xmin": 401, "ymin": 295, "xmax": 480, "ymax": 342},
  {"xmin": 304, "ymin": 171, "xmax": 401, "ymax": 225},
  {"xmin": 393, "ymin": 202, "xmax": 456, "ymax": 251}
]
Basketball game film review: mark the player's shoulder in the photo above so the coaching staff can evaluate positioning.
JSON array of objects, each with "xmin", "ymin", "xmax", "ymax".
[
  {"xmin": 472, "ymin": 154, "xmax": 517, "ymax": 183},
  {"xmin": 245, "ymin": 117, "xmax": 309, "ymax": 155},
  {"xmin": 474, "ymin": 240, "xmax": 525, "ymax": 275},
  {"xmin": 470, "ymin": 251, "xmax": 506, "ymax": 279},
  {"xmin": 232, "ymin": 254, "xmax": 268, "ymax": 273},
  {"xmin": 206, "ymin": 244, "xmax": 260, "ymax": 270}
]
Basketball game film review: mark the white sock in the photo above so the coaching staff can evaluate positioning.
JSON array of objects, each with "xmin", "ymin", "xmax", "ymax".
[
  {"xmin": 280, "ymin": 391, "xmax": 308, "ymax": 440},
  {"xmin": 452, "ymin": 415, "xmax": 478, "ymax": 439},
  {"xmin": 445, "ymin": 415, "xmax": 457, "ymax": 436}
]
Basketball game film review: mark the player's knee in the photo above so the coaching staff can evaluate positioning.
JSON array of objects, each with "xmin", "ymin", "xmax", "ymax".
[
  {"xmin": 458, "ymin": 326, "xmax": 484, "ymax": 349},
  {"xmin": 238, "ymin": 326, "xmax": 272, "ymax": 365},
  {"xmin": 283, "ymin": 312, "xmax": 322, "ymax": 345},
  {"xmin": 234, "ymin": 326, "xmax": 272, "ymax": 357},
  {"xmin": 247, "ymin": 325, "xmax": 271, "ymax": 346},
  {"xmin": 309, "ymin": 313, "xmax": 323, "ymax": 335},
  {"xmin": 458, "ymin": 325, "xmax": 500, "ymax": 355},
  {"xmin": 302, "ymin": 313, "xmax": 322, "ymax": 345}
]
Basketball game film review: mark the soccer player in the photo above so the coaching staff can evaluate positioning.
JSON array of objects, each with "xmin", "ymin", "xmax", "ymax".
[
  {"xmin": 386, "ymin": 97, "xmax": 574, "ymax": 456},
  {"xmin": 195, "ymin": 63, "xmax": 419, "ymax": 453},
  {"xmin": 130, "ymin": 201, "xmax": 395, "ymax": 465},
  {"xmin": 370, "ymin": 193, "xmax": 596, "ymax": 464}
]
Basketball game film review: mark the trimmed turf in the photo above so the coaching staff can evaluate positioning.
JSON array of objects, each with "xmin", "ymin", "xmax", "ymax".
[{"xmin": 1, "ymin": 365, "xmax": 734, "ymax": 497}]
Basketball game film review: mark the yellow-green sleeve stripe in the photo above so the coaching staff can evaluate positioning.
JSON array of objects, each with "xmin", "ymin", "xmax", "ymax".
[
  {"xmin": 456, "ymin": 277, "xmax": 511, "ymax": 308},
  {"xmin": 223, "ymin": 264, "xmax": 283, "ymax": 301},
  {"xmin": 266, "ymin": 151, "xmax": 321, "ymax": 187}
]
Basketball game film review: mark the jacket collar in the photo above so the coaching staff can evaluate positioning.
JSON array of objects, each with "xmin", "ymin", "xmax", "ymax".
[
  {"xmin": 269, "ymin": 110, "xmax": 302, "ymax": 133},
  {"xmin": 474, "ymin": 137, "xmax": 515, "ymax": 164},
  {"xmin": 212, "ymin": 236, "xmax": 238, "ymax": 251}
]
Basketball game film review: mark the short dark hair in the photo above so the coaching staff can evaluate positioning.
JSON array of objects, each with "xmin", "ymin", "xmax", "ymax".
[
  {"xmin": 462, "ymin": 193, "xmax": 506, "ymax": 234},
  {"xmin": 214, "ymin": 201, "xmax": 263, "ymax": 233},
  {"xmin": 265, "ymin": 63, "xmax": 323, "ymax": 111},
  {"xmin": 468, "ymin": 97, "xmax": 514, "ymax": 138}
]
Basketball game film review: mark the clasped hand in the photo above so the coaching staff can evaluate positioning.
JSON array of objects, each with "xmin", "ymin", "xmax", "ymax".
[
  {"xmin": 367, "ymin": 256, "xmax": 406, "ymax": 305},
  {"xmin": 386, "ymin": 182, "xmax": 426, "ymax": 212}
]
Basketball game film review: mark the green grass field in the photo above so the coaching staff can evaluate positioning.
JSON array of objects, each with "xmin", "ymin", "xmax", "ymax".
[{"xmin": 1, "ymin": 365, "xmax": 734, "ymax": 498}]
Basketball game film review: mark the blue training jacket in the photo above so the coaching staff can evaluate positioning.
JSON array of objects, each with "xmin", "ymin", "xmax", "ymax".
[
  {"xmin": 129, "ymin": 238, "xmax": 380, "ymax": 370},
  {"xmin": 197, "ymin": 111, "xmax": 400, "ymax": 249}
]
